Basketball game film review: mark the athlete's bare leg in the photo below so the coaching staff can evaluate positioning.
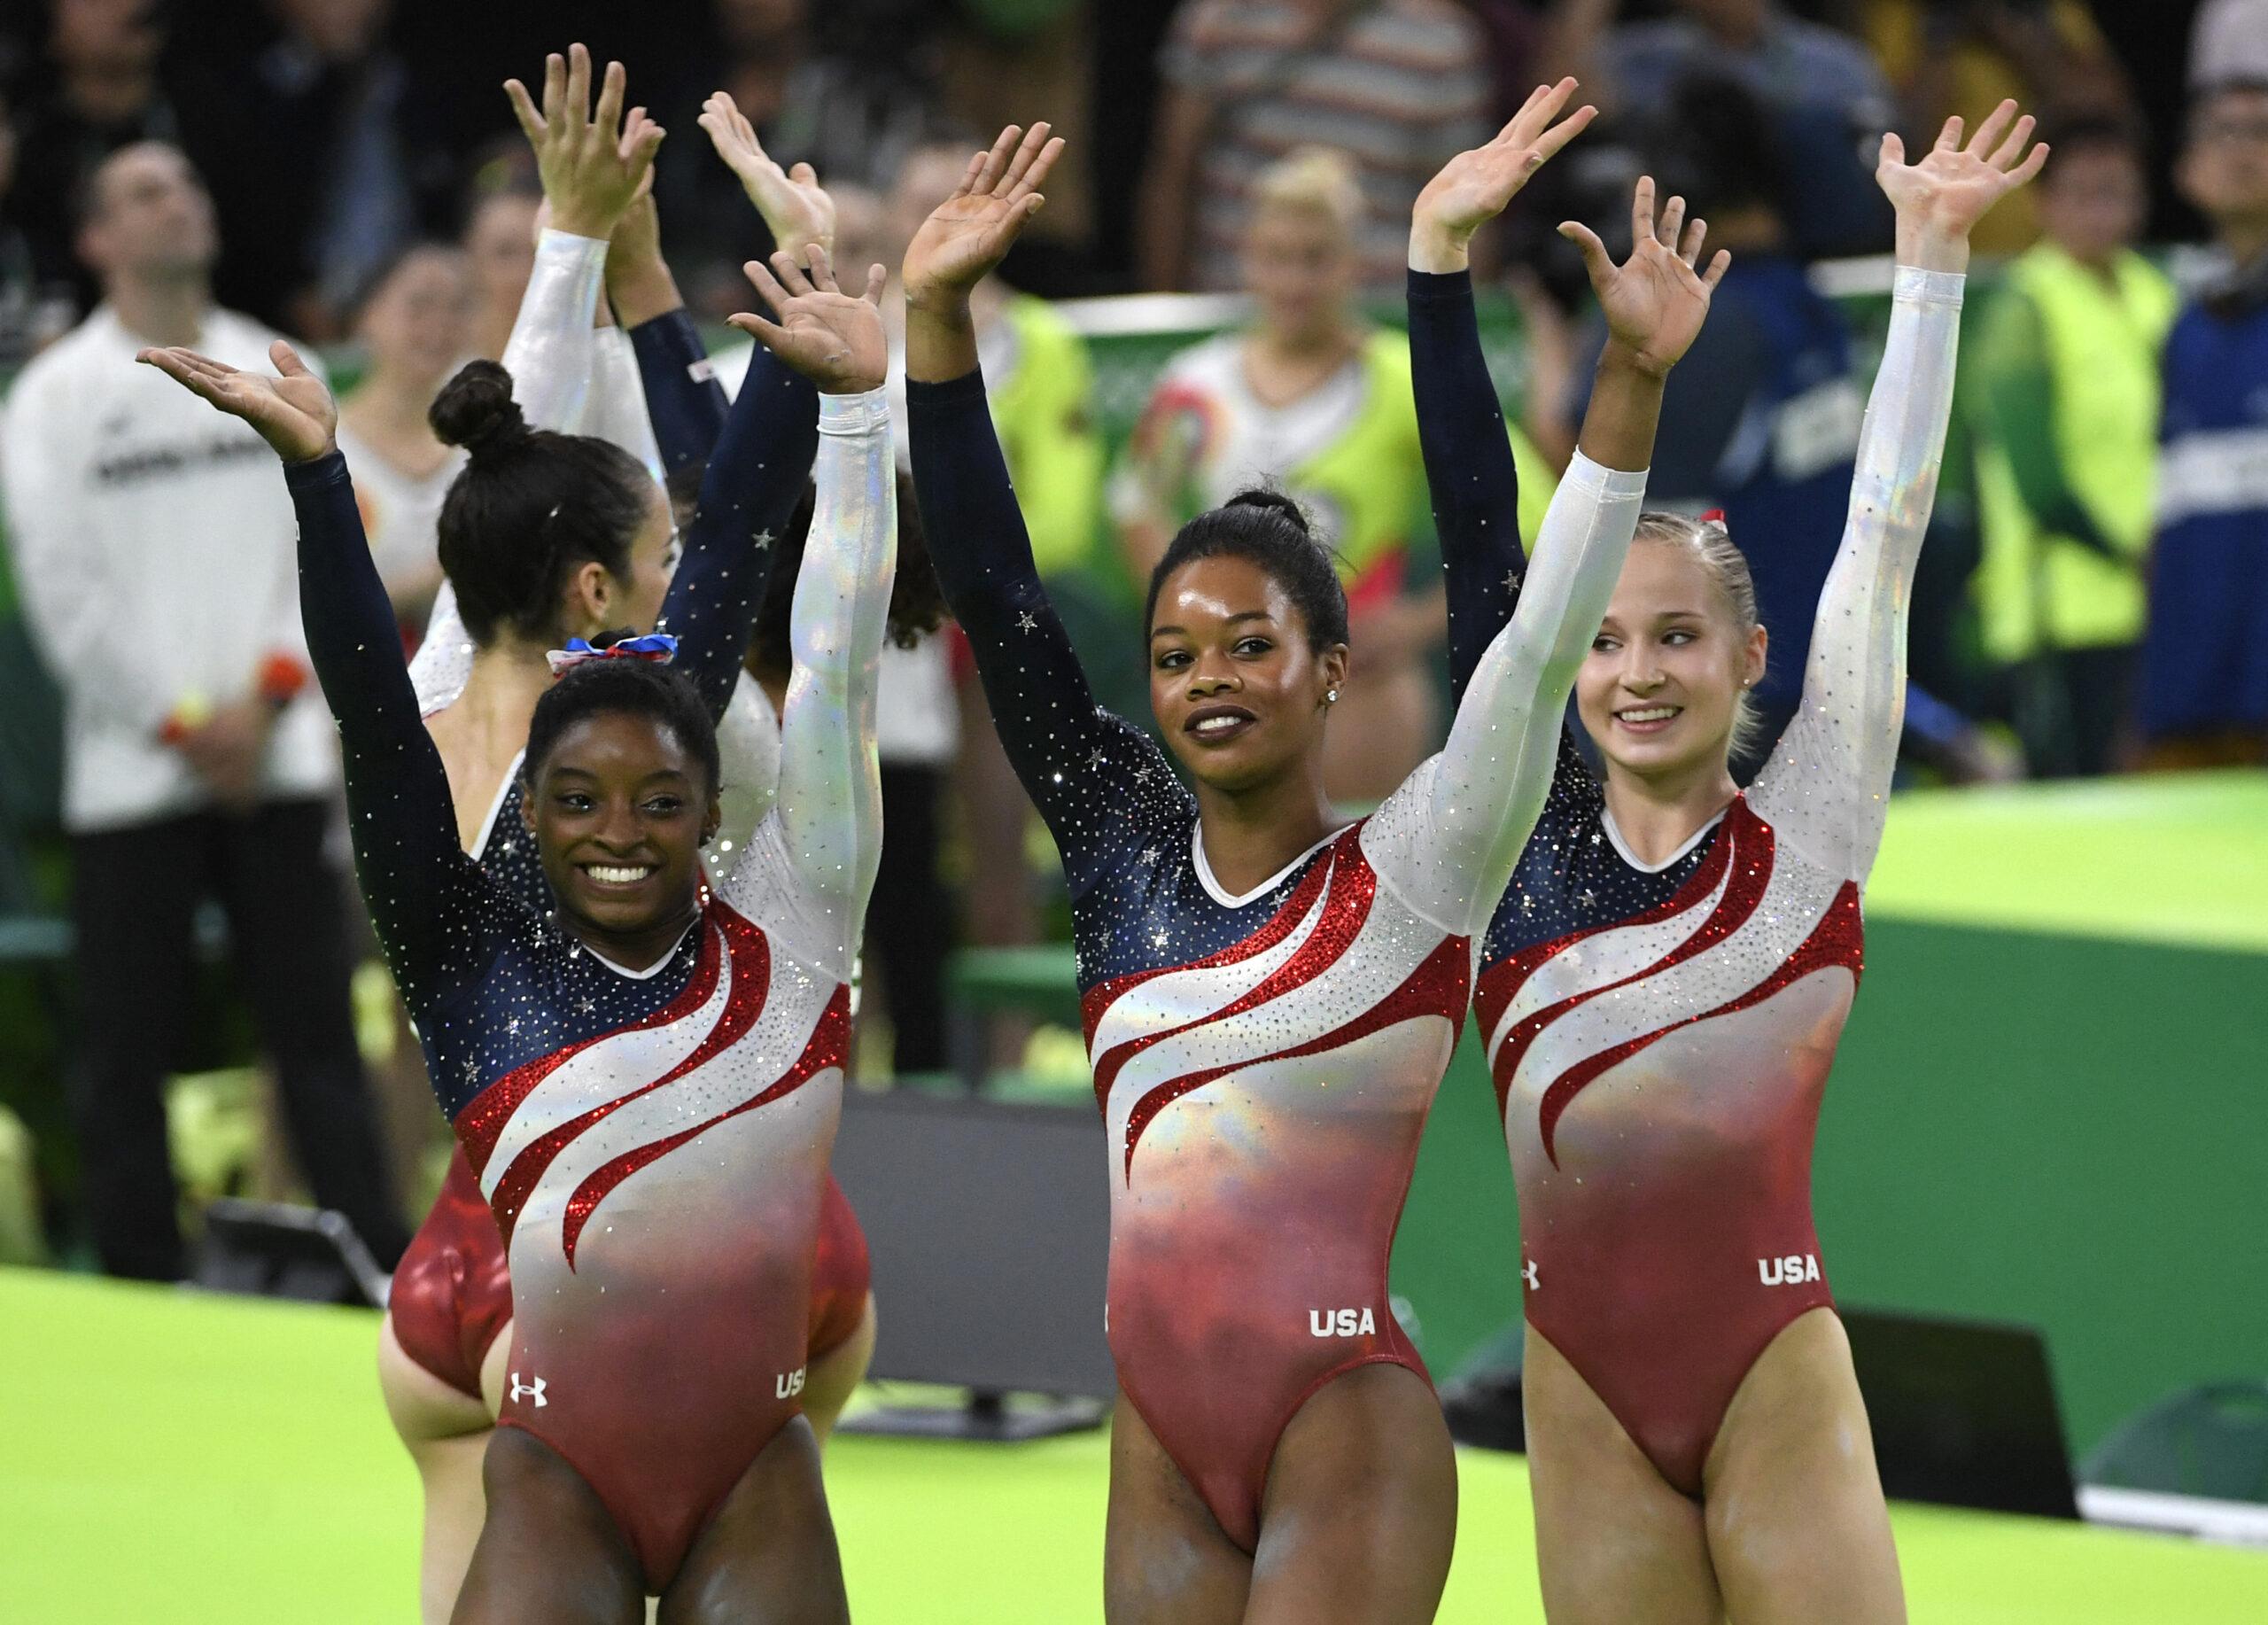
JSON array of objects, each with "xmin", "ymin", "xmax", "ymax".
[
  {"xmin": 1701, "ymin": 1308, "xmax": 1905, "ymax": 1625},
  {"xmin": 656, "ymin": 1416, "xmax": 850, "ymax": 1625},
  {"xmin": 1522, "ymin": 1326, "xmax": 1722, "ymax": 1625},
  {"xmin": 377, "ymin": 1318, "xmax": 497, "ymax": 1625},
  {"xmin": 452, "ymin": 1426, "xmax": 643, "ymax": 1625},
  {"xmin": 1243, "ymin": 1362, "xmax": 1457, "ymax": 1625},
  {"xmin": 1104, "ymin": 1389, "xmax": 1251, "ymax": 1625},
  {"xmin": 799, "ymin": 1294, "xmax": 876, "ymax": 1445}
]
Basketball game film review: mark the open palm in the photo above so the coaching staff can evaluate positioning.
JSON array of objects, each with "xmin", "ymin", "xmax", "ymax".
[
  {"xmin": 902, "ymin": 122, "xmax": 1063, "ymax": 305},
  {"xmin": 1877, "ymin": 99, "xmax": 2047, "ymax": 245},
  {"xmin": 1562, "ymin": 178, "xmax": 1730, "ymax": 377},
  {"xmin": 504, "ymin": 43, "xmax": 662, "ymax": 240},
  {"xmin": 139, "ymin": 340, "xmax": 336, "ymax": 463},
  {"xmin": 730, "ymin": 245, "xmax": 889, "ymax": 395},
  {"xmin": 1412, "ymin": 77, "xmax": 1596, "ymax": 260},
  {"xmin": 699, "ymin": 90, "xmax": 835, "ymax": 261}
]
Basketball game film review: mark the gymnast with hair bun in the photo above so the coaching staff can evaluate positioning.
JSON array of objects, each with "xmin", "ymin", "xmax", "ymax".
[{"xmin": 901, "ymin": 108, "xmax": 1704, "ymax": 1621}]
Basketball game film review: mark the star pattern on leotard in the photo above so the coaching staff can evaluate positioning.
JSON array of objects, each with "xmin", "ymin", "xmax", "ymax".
[
  {"xmin": 1503, "ymin": 570, "xmax": 1523, "ymax": 594},
  {"xmin": 753, "ymin": 528, "xmax": 775, "ymax": 550},
  {"xmin": 1015, "ymin": 610, "xmax": 1038, "ymax": 633}
]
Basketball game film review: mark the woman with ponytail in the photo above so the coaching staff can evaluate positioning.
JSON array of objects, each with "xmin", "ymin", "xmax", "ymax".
[
  {"xmin": 1411, "ymin": 85, "xmax": 2047, "ymax": 1621},
  {"xmin": 903, "ymin": 112, "xmax": 1704, "ymax": 1621}
]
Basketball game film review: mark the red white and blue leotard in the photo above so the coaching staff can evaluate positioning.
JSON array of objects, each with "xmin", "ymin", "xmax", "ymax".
[
  {"xmin": 908, "ymin": 366, "xmax": 1644, "ymax": 1549},
  {"xmin": 1410, "ymin": 262, "xmax": 1964, "ymax": 1494},
  {"xmin": 386, "ymin": 234, "xmax": 870, "ymax": 1402},
  {"xmin": 295, "ymin": 384, "xmax": 896, "ymax": 1590}
]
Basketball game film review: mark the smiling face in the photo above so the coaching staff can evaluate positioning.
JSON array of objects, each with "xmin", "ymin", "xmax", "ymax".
[
  {"xmin": 1148, "ymin": 553, "xmax": 1348, "ymax": 794},
  {"xmin": 1577, "ymin": 537, "xmax": 1767, "ymax": 785},
  {"xmin": 525, "ymin": 711, "xmax": 719, "ymax": 943}
]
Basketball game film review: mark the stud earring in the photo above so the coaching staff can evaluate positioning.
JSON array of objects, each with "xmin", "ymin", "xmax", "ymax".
[{"xmin": 1325, "ymin": 688, "xmax": 1340, "ymax": 704}]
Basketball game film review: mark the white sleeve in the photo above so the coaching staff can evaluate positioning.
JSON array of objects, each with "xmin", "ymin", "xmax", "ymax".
[
  {"xmin": 1748, "ymin": 267, "xmax": 1964, "ymax": 883},
  {"xmin": 1365, "ymin": 451, "xmax": 1648, "ymax": 937},
  {"xmin": 2, "ymin": 367, "xmax": 174, "ymax": 732},
  {"xmin": 721, "ymin": 388, "xmax": 894, "ymax": 978},
  {"xmin": 701, "ymin": 670, "xmax": 783, "ymax": 893},
  {"xmin": 501, "ymin": 229, "xmax": 607, "ymax": 433},
  {"xmin": 409, "ymin": 230, "xmax": 611, "ymax": 712},
  {"xmin": 580, "ymin": 326, "xmax": 664, "ymax": 481}
]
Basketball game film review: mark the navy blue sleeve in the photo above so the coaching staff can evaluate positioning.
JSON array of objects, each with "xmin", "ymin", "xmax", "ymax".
[
  {"xmin": 628, "ymin": 309, "xmax": 730, "ymax": 476},
  {"xmin": 1409, "ymin": 268, "xmax": 1526, "ymax": 710},
  {"xmin": 286, "ymin": 452, "xmax": 495, "ymax": 1016},
  {"xmin": 654, "ymin": 347, "xmax": 819, "ymax": 722},
  {"xmin": 907, "ymin": 368, "xmax": 1173, "ymax": 897}
]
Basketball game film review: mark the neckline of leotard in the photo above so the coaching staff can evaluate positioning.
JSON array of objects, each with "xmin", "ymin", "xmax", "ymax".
[
  {"xmin": 581, "ymin": 918, "xmax": 703, "ymax": 981},
  {"xmin": 1599, "ymin": 797, "xmax": 1733, "ymax": 875},
  {"xmin": 1189, "ymin": 819, "xmax": 1353, "ymax": 910},
  {"xmin": 466, "ymin": 750, "xmax": 529, "ymax": 864}
]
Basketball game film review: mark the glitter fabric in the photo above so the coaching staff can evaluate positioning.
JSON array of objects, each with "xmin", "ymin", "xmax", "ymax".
[
  {"xmin": 385, "ymin": 250, "xmax": 869, "ymax": 1410},
  {"xmin": 910, "ymin": 362, "xmax": 1643, "ymax": 1551},
  {"xmin": 1413, "ymin": 262, "xmax": 1964, "ymax": 1494},
  {"xmin": 289, "ymin": 377, "xmax": 894, "ymax": 1591}
]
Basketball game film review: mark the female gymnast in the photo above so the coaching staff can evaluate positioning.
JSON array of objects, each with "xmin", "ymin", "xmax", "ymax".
[
  {"xmin": 904, "ymin": 114, "xmax": 1712, "ymax": 1621},
  {"xmin": 143, "ymin": 227, "xmax": 895, "ymax": 1622},
  {"xmin": 346, "ymin": 47, "xmax": 873, "ymax": 1623},
  {"xmin": 1410, "ymin": 87, "xmax": 2047, "ymax": 1622}
]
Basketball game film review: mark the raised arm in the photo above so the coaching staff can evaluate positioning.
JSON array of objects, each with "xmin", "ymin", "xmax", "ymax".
[
  {"xmin": 903, "ymin": 125, "xmax": 1170, "ymax": 893},
  {"xmin": 1751, "ymin": 103, "xmax": 2046, "ymax": 881},
  {"xmin": 1408, "ymin": 81, "xmax": 1596, "ymax": 705},
  {"xmin": 1376, "ymin": 174, "xmax": 1721, "ymax": 935},
  {"xmin": 139, "ymin": 343, "xmax": 495, "ymax": 1015},
  {"xmin": 718, "ymin": 253, "xmax": 893, "ymax": 971}
]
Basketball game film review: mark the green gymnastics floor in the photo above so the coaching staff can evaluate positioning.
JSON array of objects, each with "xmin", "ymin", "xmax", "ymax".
[{"xmin": 3, "ymin": 1271, "xmax": 2263, "ymax": 1622}]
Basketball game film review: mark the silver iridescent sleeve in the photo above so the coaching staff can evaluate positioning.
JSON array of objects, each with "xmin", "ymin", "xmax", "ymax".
[
  {"xmin": 1750, "ymin": 266, "xmax": 1965, "ymax": 882},
  {"xmin": 1367, "ymin": 449, "xmax": 1647, "ymax": 938},
  {"xmin": 725, "ymin": 386, "xmax": 896, "ymax": 978}
]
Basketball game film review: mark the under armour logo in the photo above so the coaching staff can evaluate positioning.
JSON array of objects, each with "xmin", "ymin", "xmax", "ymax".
[
  {"xmin": 1522, "ymin": 1259, "xmax": 1540, "ymax": 1291},
  {"xmin": 510, "ymin": 1372, "xmax": 548, "ymax": 1408}
]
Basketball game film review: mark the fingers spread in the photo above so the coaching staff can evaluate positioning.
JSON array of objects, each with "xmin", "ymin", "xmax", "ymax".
[
  {"xmin": 973, "ymin": 126, "xmax": 1023, "ymax": 197},
  {"xmin": 505, "ymin": 79, "xmax": 543, "ymax": 143},
  {"xmin": 804, "ymin": 243, "xmax": 839, "ymax": 293},
  {"xmin": 1534, "ymin": 102, "xmax": 1597, "ymax": 165},
  {"xmin": 1989, "ymin": 113, "xmax": 2037, "ymax": 172},
  {"xmin": 1702, "ymin": 248, "xmax": 1732, "ymax": 291},
  {"xmin": 2011, "ymin": 141, "xmax": 2049, "ymax": 186},
  {"xmin": 1630, "ymin": 175, "xmax": 1657, "ymax": 245},
  {"xmin": 271, "ymin": 340, "xmax": 312, "ymax": 378},
  {"xmin": 593, "ymin": 57, "xmax": 627, "ymax": 139},
  {"xmin": 1879, "ymin": 130, "xmax": 1905, "ymax": 169},
  {"xmin": 726, "ymin": 311, "xmax": 788, "ymax": 350},
  {"xmin": 768, "ymin": 247, "xmax": 816, "ymax": 298},
  {"xmin": 1000, "ymin": 122, "xmax": 1055, "ymax": 197},
  {"xmin": 1680, "ymin": 215, "xmax": 1709, "ymax": 268},
  {"xmin": 862, "ymin": 263, "xmax": 888, "ymax": 304},
  {"xmin": 742, "ymin": 257, "xmax": 793, "ymax": 311},
  {"xmin": 1967, "ymin": 98, "xmax": 2016, "ymax": 159},
  {"xmin": 1558, "ymin": 220, "xmax": 1612, "ymax": 283},
  {"xmin": 1658, "ymin": 192, "xmax": 1687, "ymax": 248},
  {"xmin": 564, "ymin": 43, "xmax": 592, "ymax": 132},
  {"xmin": 1935, "ymin": 114, "xmax": 1963, "ymax": 152},
  {"xmin": 540, "ymin": 52, "xmax": 565, "ymax": 131}
]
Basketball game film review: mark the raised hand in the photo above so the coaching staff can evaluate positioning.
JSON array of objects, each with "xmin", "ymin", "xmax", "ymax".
[
  {"xmin": 728, "ymin": 245, "xmax": 889, "ymax": 395},
  {"xmin": 138, "ymin": 340, "xmax": 337, "ymax": 463},
  {"xmin": 504, "ymin": 43, "xmax": 664, "ymax": 240},
  {"xmin": 1410, "ymin": 78, "xmax": 1597, "ymax": 273},
  {"xmin": 698, "ymin": 91, "xmax": 835, "ymax": 263},
  {"xmin": 1559, "ymin": 177, "xmax": 1729, "ymax": 379},
  {"xmin": 901, "ymin": 122, "xmax": 1063, "ymax": 310},
  {"xmin": 1878, "ymin": 100, "xmax": 2047, "ymax": 273}
]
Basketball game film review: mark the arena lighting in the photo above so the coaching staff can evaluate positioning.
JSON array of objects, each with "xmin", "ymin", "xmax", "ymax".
[{"xmin": 192, "ymin": 1198, "xmax": 391, "ymax": 1309}]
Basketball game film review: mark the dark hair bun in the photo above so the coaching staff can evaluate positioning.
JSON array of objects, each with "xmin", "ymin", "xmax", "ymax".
[
  {"xmin": 430, "ymin": 360, "xmax": 529, "ymax": 456},
  {"xmin": 1224, "ymin": 487, "xmax": 1313, "ymax": 535}
]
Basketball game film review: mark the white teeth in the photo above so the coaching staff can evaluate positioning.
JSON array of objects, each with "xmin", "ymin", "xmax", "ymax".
[
  {"xmin": 586, "ymin": 865, "xmax": 653, "ymax": 884},
  {"xmin": 1619, "ymin": 707, "xmax": 1678, "ymax": 723},
  {"xmin": 1194, "ymin": 716, "xmax": 1242, "ymax": 735}
]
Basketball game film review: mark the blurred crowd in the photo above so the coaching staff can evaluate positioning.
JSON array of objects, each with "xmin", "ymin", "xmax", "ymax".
[{"xmin": 1, "ymin": 0, "xmax": 2265, "ymax": 1270}]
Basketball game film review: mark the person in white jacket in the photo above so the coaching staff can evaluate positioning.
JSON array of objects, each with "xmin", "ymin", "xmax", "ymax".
[{"xmin": 0, "ymin": 140, "xmax": 407, "ymax": 1279}]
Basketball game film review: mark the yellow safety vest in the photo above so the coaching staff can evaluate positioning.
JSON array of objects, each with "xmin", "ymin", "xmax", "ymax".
[
  {"xmin": 990, "ymin": 295, "xmax": 1106, "ymax": 579},
  {"xmin": 1975, "ymin": 244, "xmax": 2177, "ymax": 659}
]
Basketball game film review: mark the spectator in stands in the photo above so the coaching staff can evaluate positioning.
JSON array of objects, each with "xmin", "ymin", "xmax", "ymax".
[
  {"xmin": 457, "ymin": 152, "xmax": 540, "ymax": 363},
  {"xmin": 2189, "ymin": 0, "xmax": 2268, "ymax": 88},
  {"xmin": 0, "ymin": 85, "xmax": 81, "ymax": 367},
  {"xmin": 1546, "ymin": 0, "xmax": 1896, "ymax": 257},
  {"xmin": 1118, "ymin": 148, "xmax": 1480, "ymax": 805},
  {"xmin": 0, "ymin": 142, "xmax": 408, "ymax": 1279},
  {"xmin": 7, "ymin": 0, "xmax": 177, "ymax": 314},
  {"xmin": 656, "ymin": 0, "xmax": 940, "ymax": 315},
  {"xmin": 1138, "ymin": 0, "xmax": 1491, "ymax": 293},
  {"xmin": 1970, "ymin": 116, "xmax": 2174, "ymax": 777},
  {"xmin": 168, "ymin": 0, "xmax": 416, "ymax": 338},
  {"xmin": 2139, "ymin": 79, "xmax": 2268, "ymax": 767},
  {"xmin": 333, "ymin": 242, "xmax": 473, "ymax": 632},
  {"xmin": 1860, "ymin": 0, "xmax": 2132, "ymax": 255}
]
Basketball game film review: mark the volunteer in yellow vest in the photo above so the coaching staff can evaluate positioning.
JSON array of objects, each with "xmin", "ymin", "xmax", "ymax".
[
  {"xmin": 1971, "ymin": 115, "xmax": 2175, "ymax": 776},
  {"xmin": 1116, "ymin": 145, "xmax": 1551, "ymax": 804}
]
